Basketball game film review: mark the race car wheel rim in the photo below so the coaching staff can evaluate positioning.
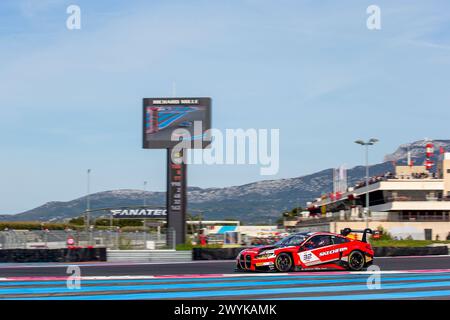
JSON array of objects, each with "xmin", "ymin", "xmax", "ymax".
[
  {"xmin": 349, "ymin": 251, "xmax": 364, "ymax": 270},
  {"xmin": 276, "ymin": 254, "xmax": 292, "ymax": 272}
]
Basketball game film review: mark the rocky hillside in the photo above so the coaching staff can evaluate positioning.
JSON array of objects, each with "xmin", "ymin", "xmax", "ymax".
[
  {"xmin": 384, "ymin": 139, "xmax": 450, "ymax": 165},
  {"xmin": 2, "ymin": 140, "xmax": 449, "ymax": 224}
]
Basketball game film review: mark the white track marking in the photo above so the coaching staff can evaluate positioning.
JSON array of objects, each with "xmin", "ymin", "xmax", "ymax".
[
  {"xmin": 2, "ymin": 269, "xmax": 450, "ymax": 281},
  {"xmin": 0, "ymin": 260, "xmax": 236, "ymax": 269},
  {"xmin": 1, "ymin": 255, "xmax": 448, "ymax": 269}
]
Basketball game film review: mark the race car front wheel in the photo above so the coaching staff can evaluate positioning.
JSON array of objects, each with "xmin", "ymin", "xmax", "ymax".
[
  {"xmin": 348, "ymin": 250, "xmax": 365, "ymax": 271},
  {"xmin": 235, "ymin": 263, "xmax": 246, "ymax": 272},
  {"xmin": 275, "ymin": 253, "xmax": 293, "ymax": 272}
]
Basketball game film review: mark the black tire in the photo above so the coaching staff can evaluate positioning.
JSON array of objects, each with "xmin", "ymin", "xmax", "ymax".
[
  {"xmin": 274, "ymin": 253, "xmax": 293, "ymax": 272},
  {"xmin": 348, "ymin": 250, "xmax": 365, "ymax": 271}
]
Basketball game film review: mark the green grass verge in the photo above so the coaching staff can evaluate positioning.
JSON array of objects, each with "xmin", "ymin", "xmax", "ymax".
[{"xmin": 176, "ymin": 243, "xmax": 223, "ymax": 251}]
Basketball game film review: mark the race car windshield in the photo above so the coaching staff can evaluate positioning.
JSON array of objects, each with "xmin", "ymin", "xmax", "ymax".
[{"xmin": 276, "ymin": 234, "xmax": 308, "ymax": 246}]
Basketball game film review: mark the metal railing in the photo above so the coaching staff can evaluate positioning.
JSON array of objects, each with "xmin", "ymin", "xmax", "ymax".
[
  {"xmin": 0, "ymin": 229, "xmax": 176, "ymax": 250},
  {"xmin": 353, "ymin": 173, "xmax": 441, "ymax": 190}
]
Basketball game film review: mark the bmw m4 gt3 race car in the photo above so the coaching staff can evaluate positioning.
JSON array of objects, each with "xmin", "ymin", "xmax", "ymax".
[{"xmin": 236, "ymin": 228, "xmax": 374, "ymax": 272}]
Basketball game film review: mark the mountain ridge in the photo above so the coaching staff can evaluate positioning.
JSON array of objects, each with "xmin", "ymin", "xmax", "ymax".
[{"xmin": 2, "ymin": 139, "xmax": 449, "ymax": 224}]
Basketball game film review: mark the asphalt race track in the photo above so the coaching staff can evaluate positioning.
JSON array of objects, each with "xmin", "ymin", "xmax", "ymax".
[
  {"xmin": 1, "ymin": 255, "xmax": 450, "ymax": 277},
  {"xmin": 1, "ymin": 255, "xmax": 450, "ymax": 300}
]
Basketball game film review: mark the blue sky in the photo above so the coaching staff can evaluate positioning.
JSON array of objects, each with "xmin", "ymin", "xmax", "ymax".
[{"xmin": 1, "ymin": 0, "xmax": 450, "ymax": 214}]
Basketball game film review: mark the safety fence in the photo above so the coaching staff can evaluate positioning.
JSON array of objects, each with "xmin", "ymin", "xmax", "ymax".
[{"xmin": 0, "ymin": 229, "xmax": 176, "ymax": 250}]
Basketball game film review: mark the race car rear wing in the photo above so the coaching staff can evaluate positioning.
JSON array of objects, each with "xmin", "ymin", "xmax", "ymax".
[{"xmin": 340, "ymin": 228, "xmax": 375, "ymax": 243}]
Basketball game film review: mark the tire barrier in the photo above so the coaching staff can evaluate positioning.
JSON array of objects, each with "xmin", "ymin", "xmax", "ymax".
[
  {"xmin": 192, "ymin": 246, "xmax": 449, "ymax": 260},
  {"xmin": 373, "ymin": 246, "xmax": 448, "ymax": 257},
  {"xmin": 0, "ymin": 247, "xmax": 107, "ymax": 263}
]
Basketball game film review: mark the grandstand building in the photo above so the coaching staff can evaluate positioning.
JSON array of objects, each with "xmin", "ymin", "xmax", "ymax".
[{"xmin": 297, "ymin": 153, "xmax": 450, "ymax": 240}]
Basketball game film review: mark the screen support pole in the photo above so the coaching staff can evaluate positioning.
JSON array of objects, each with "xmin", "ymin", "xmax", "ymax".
[{"xmin": 166, "ymin": 148, "xmax": 187, "ymax": 246}]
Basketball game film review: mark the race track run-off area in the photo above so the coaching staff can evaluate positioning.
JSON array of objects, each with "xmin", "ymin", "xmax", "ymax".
[{"xmin": 1, "ymin": 256, "xmax": 450, "ymax": 300}]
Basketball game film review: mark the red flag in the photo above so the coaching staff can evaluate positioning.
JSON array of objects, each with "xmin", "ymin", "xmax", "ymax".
[{"xmin": 440, "ymin": 146, "xmax": 445, "ymax": 154}]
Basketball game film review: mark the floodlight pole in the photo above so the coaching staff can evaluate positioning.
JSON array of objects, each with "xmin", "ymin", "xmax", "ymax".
[
  {"xmin": 355, "ymin": 139, "xmax": 379, "ymax": 229},
  {"xmin": 85, "ymin": 169, "xmax": 91, "ymax": 232},
  {"xmin": 143, "ymin": 181, "xmax": 148, "ymax": 207},
  {"xmin": 365, "ymin": 144, "xmax": 369, "ymax": 216}
]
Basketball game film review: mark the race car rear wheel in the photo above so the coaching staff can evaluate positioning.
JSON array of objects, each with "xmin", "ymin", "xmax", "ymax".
[
  {"xmin": 348, "ymin": 250, "xmax": 365, "ymax": 271},
  {"xmin": 275, "ymin": 253, "xmax": 293, "ymax": 272}
]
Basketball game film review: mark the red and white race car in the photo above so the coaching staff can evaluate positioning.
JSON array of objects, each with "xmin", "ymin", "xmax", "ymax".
[{"xmin": 236, "ymin": 228, "xmax": 375, "ymax": 272}]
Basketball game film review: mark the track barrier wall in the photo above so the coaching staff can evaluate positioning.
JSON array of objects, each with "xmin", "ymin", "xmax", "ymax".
[
  {"xmin": 373, "ymin": 246, "xmax": 448, "ymax": 257},
  {"xmin": 1, "ymin": 246, "xmax": 447, "ymax": 263},
  {"xmin": 193, "ymin": 247, "xmax": 250, "ymax": 260},
  {"xmin": 0, "ymin": 247, "xmax": 107, "ymax": 263},
  {"xmin": 107, "ymin": 250, "xmax": 192, "ymax": 262},
  {"xmin": 192, "ymin": 246, "xmax": 449, "ymax": 260}
]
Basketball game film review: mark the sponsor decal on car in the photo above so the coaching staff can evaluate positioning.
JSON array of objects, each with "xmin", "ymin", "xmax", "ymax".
[
  {"xmin": 255, "ymin": 262, "xmax": 274, "ymax": 267},
  {"xmin": 319, "ymin": 247, "xmax": 348, "ymax": 257},
  {"xmin": 299, "ymin": 251, "xmax": 320, "ymax": 264},
  {"xmin": 303, "ymin": 252, "xmax": 313, "ymax": 261},
  {"xmin": 255, "ymin": 250, "xmax": 276, "ymax": 260}
]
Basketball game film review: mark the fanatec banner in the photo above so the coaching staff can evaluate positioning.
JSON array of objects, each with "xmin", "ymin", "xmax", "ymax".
[{"xmin": 110, "ymin": 208, "xmax": 167, "ymax": 218}]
